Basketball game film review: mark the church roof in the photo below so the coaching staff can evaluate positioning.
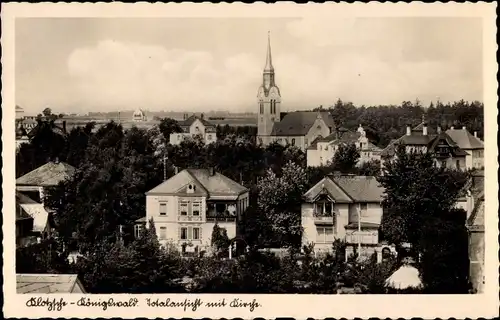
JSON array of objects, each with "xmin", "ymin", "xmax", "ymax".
[
  {"xmin": 264, "ymin": 31, "xmax": 274, "ymax": 72},
  {"xmin": 271, "ymin": 111, "xmax": 334, "ymax": 136}
]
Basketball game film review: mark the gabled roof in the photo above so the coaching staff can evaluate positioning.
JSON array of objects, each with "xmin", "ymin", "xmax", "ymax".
[
  {"xmin": 271, "ymin": 111, "xmax": 334, "ymax": 136},
  {"xmin": 16, "ymin": 161, "xmax": 75, "ymax": 187},
  {"xmin": 303, "ymin": 177, "xmax": 353, "ymax": 203},
  {"xmin": 146, "ymin": 169, "xmax": 248, "ymax": 199},
  {"xmin": 16, "ymin": 274, "xmax": 86, "ymax": 294},
  {"xmin": 303, "ymin": 175, "xmax": 384, "ymax": 203},
  {"xmin": 445, "ymin": 128, "xmax": 484, "ymax": 150},
  {"xmin": 333, "ymin": 175, "xmax": 385, "ymax": 202},
  {"xmin": 179, "ymin": 115, "xmax": 215, "ymax": 128}
]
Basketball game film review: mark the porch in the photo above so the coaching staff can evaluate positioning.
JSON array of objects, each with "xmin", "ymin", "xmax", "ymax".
[{"xmin": 206, "ymin": 201, "xmax": 237, "ymax": 222}]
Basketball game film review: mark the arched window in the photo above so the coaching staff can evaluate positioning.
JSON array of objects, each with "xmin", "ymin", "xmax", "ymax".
[{"xmin": 260, "ymin": 102, "xmax": 264, "ymax": 114}]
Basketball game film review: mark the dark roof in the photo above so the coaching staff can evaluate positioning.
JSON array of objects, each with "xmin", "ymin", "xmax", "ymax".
[
  {"xmin": 16, "ymin": 161, "xmax": 76, "ymax": 187},
  {"xmin": 271, "ymin": 111, "xmax": 334, "ymax": 136},
  {"xmin": 146, "ymin": 168, "xmax": 248, "ymax": 199},
  {"xmin": 445, "ymin": 128, "xmax": 484, "ymax": 150},
  {"xmin": 303, "ymin": 175, "xmax": 384, "ymax": 203},
  {"xmin": 178, "ymin": 115, "xmax": 215, "ymax": 128},
  {"xmin": 381, "ymin": 126, "xmax": 468, "ymax": 157},
  {"xmin": 333, "ymin": 175, "xmax": 384, "ymax": 202}
]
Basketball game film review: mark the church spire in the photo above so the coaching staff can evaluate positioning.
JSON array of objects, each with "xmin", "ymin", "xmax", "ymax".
[{"xmin": 264, "ymin": 31, "xmax": 274, "ymax": 72}]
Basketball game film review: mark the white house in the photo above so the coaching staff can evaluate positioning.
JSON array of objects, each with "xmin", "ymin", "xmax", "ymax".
[
  {"xmin": 445, "ymin": 126, "xmax": 484, "ymax": 170},
  {"xmin": 169, "ymin": 114, "xmax": 218, "ymax": 145},
  {"xmin": 137, "ymin": 168, "xmax": 249, "ymax": 255},
  {"xmin": 301, "ymin": 174, "xmax": 388, "ymax": 259},
  {"xmin": 307, "ymin": 125, "xmax": 382, "ymax": 167},
  {"xmin": 132, "ymin": 109, "xmax": 147, "ymax": 122}
]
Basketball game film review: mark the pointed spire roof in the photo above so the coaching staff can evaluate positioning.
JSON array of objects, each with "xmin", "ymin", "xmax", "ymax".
[{"xmin": 264, "ymin": 31, "xmax": 274, "ymax": 72}]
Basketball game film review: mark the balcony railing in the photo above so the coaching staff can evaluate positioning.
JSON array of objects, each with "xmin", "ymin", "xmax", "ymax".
[
  {"xmin": 313, "ymin": 212, "xmax": 335, "ymax": 224},
  {"xmin": 345, "ymin": 231, "xmax": 379, "ymax": 245},
  {"xmin": 177, "ymin": 215, "xmax": 202, "ymax": 222},
  {"xmin": 206, "ymin": 210, "xmax": 236, "ymax": 222}
]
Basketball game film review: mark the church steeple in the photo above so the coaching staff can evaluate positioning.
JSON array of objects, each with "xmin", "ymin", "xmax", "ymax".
[{"xmin": 264, "ymin": 31, "xmax": 274, "ymax": 72}]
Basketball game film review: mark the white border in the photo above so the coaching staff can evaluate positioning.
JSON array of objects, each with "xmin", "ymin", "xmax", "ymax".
[{"xmin": 2, "ymin": 3, "xmax": 498, "ymax": 318}]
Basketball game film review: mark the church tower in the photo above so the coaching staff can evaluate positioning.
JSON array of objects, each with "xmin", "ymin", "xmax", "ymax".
[{"xmin": 257, "ymin": 32, "xmax": 281, "ymax": 141}]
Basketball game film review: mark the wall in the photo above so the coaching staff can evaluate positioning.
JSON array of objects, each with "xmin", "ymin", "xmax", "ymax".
[
  {"xmin": 472, "ymin": 149, "xmax": 484, "ymax": 169},
  {"xmin": 469, "ymin": 231, "xmax": 484, "ymax": 293},
  {"xmin": 301, "ymin": 202, "xmax": 350, "ymax": 252},
  {"xmin": 348, "ymin": 203, "xmax": 383, "ymax": 225},
  {"xmin": 305, "ymin": 118, "xmax": 331, "ymax": 150}
]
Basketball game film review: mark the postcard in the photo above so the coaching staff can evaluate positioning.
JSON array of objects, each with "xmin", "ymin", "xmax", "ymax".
[{"xmin": 2, "ymin": 2, "xmax": 498, "ymax": 319}]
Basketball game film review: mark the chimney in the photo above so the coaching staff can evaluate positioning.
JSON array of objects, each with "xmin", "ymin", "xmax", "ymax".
[
  {"xmin": 209, "ymin": 167, "xmax": 215, "ymax": 176},
  {"xmin": 462, "ymin": 126, "xmax": 466, "ymax": 130},
  {"xmin": 62, "ymin": 120, "xmax": 67, "ymax": 133},
  {"xmin": 201, "ymin": 113, "xmax": 204, "ymax": 120},
  {"xmin": 422, "ymin": 124, "xmax": 428, "ymax": 136},
  {"xmin": 406, "ymin": 126, "xmax": 411, "ymax": 136},
  {"xmin": 437, "ymin": 126, "xmax": 442, "ymax": 134},
  {"xmin": 474, "ymin": 131, "xmax": 478, "ymax": 137}
]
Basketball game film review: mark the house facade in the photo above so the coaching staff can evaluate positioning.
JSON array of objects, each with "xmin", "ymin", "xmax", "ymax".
[
  {"xmin": 445, "ymin": 126, "xmax": 484, "ymax": 170},
  {"xmin": 169, "ymin": 114, "xmax": 218, "ymax": 145},
  {"xmin": 381, "ymin": 121, "xmax": 468, "ymax": 170},
  {"xmin": 256, "ymin": 33, "xmax": 336, "ymax": 151},
  {"xmin": 138, "ymin": 168, "xmax": 249, "ymax": 255},
  {"xmin": 301, "ymin": 174, "xmax": 387, "ymax": 258},
  {"xmin": 307, "ymin": 125, "xmax": 382, "ymax": 167},
  {"xmin": 132, "ymin": 109, "xmax": 147, "ymax": 122}
]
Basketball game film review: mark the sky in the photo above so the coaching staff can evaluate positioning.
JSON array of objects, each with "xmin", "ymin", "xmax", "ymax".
[{"xmin": 15, "ymin": 17, "xmax": 483, "ymax": 114}]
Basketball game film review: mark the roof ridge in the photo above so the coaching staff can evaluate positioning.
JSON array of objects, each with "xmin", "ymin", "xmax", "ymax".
[
  {"xmin": 184, "ymin": 169, "xmax": 210, "ymax": 195},
  {"xmin": 328, "ymin": 176, "xmax": 354, "ymax": 202}
]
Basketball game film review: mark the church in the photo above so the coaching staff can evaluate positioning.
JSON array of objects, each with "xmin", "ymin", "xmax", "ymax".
[{"xmin": 256, "ymin": 33, "xmax": 336, "ymax": 151}]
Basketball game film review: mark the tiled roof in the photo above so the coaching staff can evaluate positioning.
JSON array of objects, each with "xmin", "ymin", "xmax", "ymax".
[
  {"xmin": 271, "ymin": 111, "xmax": 334, "ymax": 136},
  {"xmin": 146, "ymin": 169, "xmax": 248, "ymax": 199},
  {"xmin": 303, "ymin": 175, "xmax": 384, "ymax": 203},
  {"xmin": 16, "ymin": 161, "xmax": 75, "ymax": 187},
  {"xmin": 445, "ymin": 128, "xmax": 484, "ymax": 150},
  {"xmin": 333, "ymin": 175, "xmax": 384, "ymax": 202},
  {"xmin": 303, "ymin": 177, "xmax": 353, "ymax": 203},
  {"xmin": 17, "ymin": 274, "xmax": 86, "ymax": 294},
  {"xmin": 179, "ymin": 115, "xmax": 215, "ymax": 128}
]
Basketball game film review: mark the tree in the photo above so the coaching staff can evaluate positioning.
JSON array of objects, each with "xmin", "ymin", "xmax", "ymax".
[
  {"xmin": 330, "ymin": 143, "xmax": 360, "ymax": 173},
  {"xmin": 377, "ymin": 146, "xmax": 470, "ymax": 293},
  {"xmin": 358, "ymin": 159, "xmax": 381, "ymax": 176},
  {"xmin": 211, "ymin": 223, "xmax": 230, "ymax": 256},
  {"xmin": 378, "ymin": 146, "xmax": 468, "ymax": 248},
  {"xmin": 42, "ymin": 107, "xmax": 52, "ymax": 117},
  {"xmin": 158, "ymin": 118, "xmax": 182, "ymax": 141},
  {"xmin": 257, "ymin": 161, "xmax": 309, "ymax": 247}
]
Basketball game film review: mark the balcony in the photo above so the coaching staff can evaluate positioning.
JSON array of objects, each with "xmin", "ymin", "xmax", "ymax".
[
  {"xmin": 345, "ymin": 230, "xmax": 379, "ymax": 245},
  {"xmin": 177, "ymin": 214, "xmax": 202, "ymax": 222},
  {"xmin": 313, "ymin": 214, "xmax": 335, "ymax": 225},
  {"xmin": 206, "ymin": 210, "xmax": 236, "ymax": 222}
]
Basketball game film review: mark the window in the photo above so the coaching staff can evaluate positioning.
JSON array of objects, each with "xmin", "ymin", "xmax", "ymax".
[
  {"xmin": 134, "ymin": 225, "xmax": 143, "ymax": 238},
  {"xmin": 320, "ymin": 156, "xmax": 323, "ymax": 164},
  {"xmin": 360, "ymin": 203, "xmax": 368, "ymax": 217},
  {"xmin": 192, "ymin": 202, "xmax": 200, "ymax": 216},
  {"xmin": 315, "ymin": 201, "xmax": 333, "ymax": 216},
  {"xmin": 325, "ymin": 145, "xmax": 328, "ymax": 151},
  {"xmin": 159, "ymin": 203, "xmax": 167, "ymax": 216},
  {"xmin": 441, "ymin": 160, "xmax": 447, "ymax": 168},
  {"xmin": 180, "ymin": 227, "xmax": 188, "ymax": 240},
  {"xmin": 456, "ymin": 160, "xmax": 460, "ymax": 170},
  {"xmin": 291, "ymin": 138, "xmax": 295, "ymax": 146},
  {"xmin": 195, "ymin": 126, "xmax": 200, "ymax": 133},
  {"xmin": 317, "ymin": 227, "xmax": 334, "ymax": 243},
  {"xmin": 319, "ymin": 145, "xmax": 322, "ymax": 151},
  {"xmin": 180, "ymin": 201, "xmax": 188, "ymax": 215},
  {"xmin": 159, "ymin": 226, "xmax": 167, "ymax": 240},
  {"xmin": 207, "ymin": 134, "xmax": 212, "ymax": 141},
  {"xmin": 260, "ymin": 102, "xmax": 263, "ymax": 114},
  {"xmin": 193, "ymin": 227, "xmax": 200, "ymax": 240}
]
